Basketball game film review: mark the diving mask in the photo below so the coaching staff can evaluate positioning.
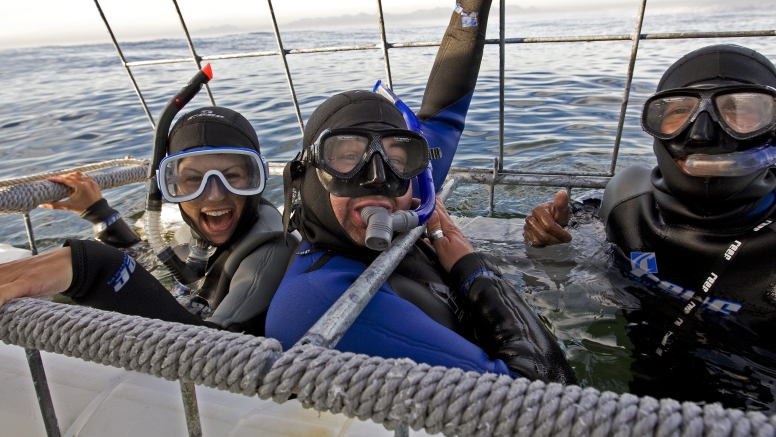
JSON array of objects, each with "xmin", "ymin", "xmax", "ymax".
[
  {"xmin": 642, "ymin": 84, "xmax": 776, "ymax": 141},
  {"xmin": 305, "ymin": 127, "xmax": 433, "ymax": 198},
  {"xmin": 158, "ymin": 147, "xmax": 268, "ymax": 202},
  {"xmin": 313, "ymin": 128, "xmax": 430, "ymax": 180}
]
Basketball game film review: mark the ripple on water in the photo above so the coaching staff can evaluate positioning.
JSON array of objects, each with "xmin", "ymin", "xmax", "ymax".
[
  {"xmin": 498, "ymin": 138, "xmax": 564, "ymax": 154},
  {"xmin": 570, "ymin": 96, "xmax": 623, "ymax": 106},
  {"xmin": 504, "ymin": 99, "xmax": 546, "ymax": 108}
]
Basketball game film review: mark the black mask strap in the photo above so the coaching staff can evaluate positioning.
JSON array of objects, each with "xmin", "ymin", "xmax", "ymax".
[{"xmin": 282, "ymin": 154, "xmax": 306, "ymax": 240}]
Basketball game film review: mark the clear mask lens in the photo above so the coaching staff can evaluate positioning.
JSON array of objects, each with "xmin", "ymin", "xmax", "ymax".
[
  {"xmin": 646, "ymin": 96, "xmax": 700, "ymax": 136},
  {"xmin": 716, "ymin": 93, "xmax": 775, "ymax": 134},
  {"xmin": 318, "ymin": 129, "xmax": 428, "ymax": 179},
  {"xmin": 682, "ymin": 144, "xmax": 776, "ymax": 177},
  {"xmin": 159, "ymin": 148, "xmax": 267, "ymax": 202}
]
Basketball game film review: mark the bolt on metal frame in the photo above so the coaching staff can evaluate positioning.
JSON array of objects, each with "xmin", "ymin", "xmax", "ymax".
[{"xmin": 16, "ymin": 0, "xmax": 776, "ymax": 435}]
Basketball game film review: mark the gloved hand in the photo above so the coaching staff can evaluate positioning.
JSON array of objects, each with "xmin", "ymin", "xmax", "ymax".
[{"xmin": 451, "ymin": 253, "xmax": 577, "ymax": 384}]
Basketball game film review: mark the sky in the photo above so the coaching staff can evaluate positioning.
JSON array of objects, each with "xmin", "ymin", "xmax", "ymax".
[{"xmin": 1, "ymin": 0, "xmax": 773, "ymax": 49}]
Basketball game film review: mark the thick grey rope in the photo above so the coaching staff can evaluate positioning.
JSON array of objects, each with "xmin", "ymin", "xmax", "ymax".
[
  {"xmin": 0, "ymin": 163, "xmax": 149, "ymax": 214},
  {"xmin": 0, "ymin": 158, "xmax": 148, "ymax": 188},
  {"xmin": 3, "ymin": 298, "xmax": 776, "ymax": 437},
  {"xmin": 0, "ymin": 298, "xmax": 281, "ymax": 396}
]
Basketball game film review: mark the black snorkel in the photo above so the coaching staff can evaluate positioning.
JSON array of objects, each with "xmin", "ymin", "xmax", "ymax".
[{"xmin": 145, "ymin": 64, "xmax": 213, "ymax": 286}]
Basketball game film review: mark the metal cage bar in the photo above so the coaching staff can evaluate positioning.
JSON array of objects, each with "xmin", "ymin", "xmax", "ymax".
[
  {"xmin": 498, "ymin": 0, "xmax": 506, "ymax": 171},
  {"xmin": 609, "ymin": 0, "xmax": 648, "ymax": 176},
  {"xmin": 267, "ymin": 0, "xmax": 306, "ymax": 136},
  {"xmin": 93, "ymin": 0, "xmax": 156, "ymax": 128},
  {"xmin": 117, "ymin": 30, "xmax": 776, "ymax": 69},
  {"xmin": 171, "ymin": 0, "xmax": 216, "ymax": 106},
  {"xmin": 26, "ymin": 349, "xmax": 60, "ymax": 437},
  {"xmin": 376, "ymin": 0, "xmax": 394, "ymax": 89}
]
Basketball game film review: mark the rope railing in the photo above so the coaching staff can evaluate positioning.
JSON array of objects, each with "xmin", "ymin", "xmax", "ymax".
[
  {"xmin": 0, "ymin": 160, "xmax": 149, "ymax": 215},
  {"xmin": 2, "ymin": 297, "xmax": 775, "ymax": 437},
  {"xmin": 0, "ymin": 157, "xmax": 148, "ymax": 188}
]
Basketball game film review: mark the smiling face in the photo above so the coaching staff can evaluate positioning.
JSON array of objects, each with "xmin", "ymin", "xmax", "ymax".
[
  {"xmin": 329, "ymin": 189, "xmax": 413, "ymax": 246},
  {"xmin": 177, "ymin": 154, "xmax": 249, "ymax": 245}
]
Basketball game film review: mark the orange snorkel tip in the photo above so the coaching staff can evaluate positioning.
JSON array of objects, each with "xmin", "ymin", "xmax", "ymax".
[{"xmin": 202, "ymin": 63, "xmax": 213, "ymax": 80}]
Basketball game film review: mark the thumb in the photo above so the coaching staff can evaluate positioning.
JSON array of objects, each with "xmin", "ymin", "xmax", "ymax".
[{"xmin": 550, "ymin": 190, "xmax": 570, "ymax": 224}]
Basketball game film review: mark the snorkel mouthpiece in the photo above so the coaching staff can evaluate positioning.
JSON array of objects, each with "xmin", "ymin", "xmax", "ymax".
[
  {"xmin": 361, "ymin": 207, "xmax": 419, "ymax": 250},
  {"xmin": 365, "ymin": 80, "xmax": 436, "ymax": 250},
  {"xmin": 683, "ymin": 144, "xmax": 776, "ymax": 177}
]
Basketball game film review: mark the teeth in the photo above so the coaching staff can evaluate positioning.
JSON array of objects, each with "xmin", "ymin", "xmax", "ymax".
[{"xmin": 204, "ymin": 210, "xmax": 229, "ymax": 217}]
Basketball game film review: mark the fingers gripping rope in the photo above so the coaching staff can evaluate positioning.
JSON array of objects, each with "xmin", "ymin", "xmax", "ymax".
[
  {"xmin": 0, "ymin": 162, "xmax": 149, "ymax": 214},
  {"xmin": 2, "ymin": 298, "xmax": 776, "ymax": 437}
]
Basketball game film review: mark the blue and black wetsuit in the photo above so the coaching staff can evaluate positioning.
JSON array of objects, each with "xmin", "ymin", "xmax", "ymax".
[
  {"xmin": 270, "ymin": 241, "xmax": 511, "ymax": 374},
  {"xmin": 268, "ymin": 0, "xmax": 575, "ymax": 383}
]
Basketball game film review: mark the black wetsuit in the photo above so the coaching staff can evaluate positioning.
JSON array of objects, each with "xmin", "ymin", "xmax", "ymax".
[
  {"xmin": 65, "ymin": 198, "xmax": 292, "ymax": 336},
  {"xmin": 575, "ymin": 165, "xmax": 776, "ymax": 410}
]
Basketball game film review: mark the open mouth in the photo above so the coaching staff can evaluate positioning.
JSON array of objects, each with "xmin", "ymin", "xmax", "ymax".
[{"xmin": 201, "ymin": 209, "xmax": 234, "ymax": 233}]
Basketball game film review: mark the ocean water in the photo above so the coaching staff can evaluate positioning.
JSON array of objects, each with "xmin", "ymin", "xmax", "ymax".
[{"xmin": 1, "ymin": 5, "xmax": 775, "ymax": 410}]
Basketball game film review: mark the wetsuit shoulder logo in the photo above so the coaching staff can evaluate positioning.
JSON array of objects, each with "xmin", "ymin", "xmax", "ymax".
[{"xmin": 630, "ymin": 252, "xmax": 657, "ymax": 273}]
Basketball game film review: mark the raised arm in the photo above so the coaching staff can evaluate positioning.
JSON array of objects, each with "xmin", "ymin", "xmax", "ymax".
[{"xmin": 419, "ymin": 0, "xmax": 493, "ymax": 189}]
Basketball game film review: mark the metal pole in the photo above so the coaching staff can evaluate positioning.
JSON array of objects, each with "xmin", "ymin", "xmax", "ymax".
[
  {"xmin": 498, "ymin": 0, "xmax": 506, "ymax": 171},
  {"xmin": 171, "ymin": 0, "xmax": 215, "ymax": 106},
  {"xmin": 111, "ymin": 30, "xmax": 776, "ymax": 69},
  {"xmin": 456, "ymin": 171, "xmax": 610, "ymax": 189},
  {"xmin": 376, "ymin": 0, "xmax": 394, "ymax": 89},
  {"xmin": 267, "ymin": 0, "xmax": 306, "ymax": 137},
  {"xmin": 23, "ymin": 213, "xmax": 38, "ymax": 256},
  {"xmin": 92, "ymin": 0, "xmax": 156, "ymax": 128},
  {"xmin": 489, "ymin": 157, "xmax": 498, "ymax": 215},
  {"xmin": 179, "ymin": 380, "xmax": 203, "ymax": 437},
  {"xmin": 608, "ymin": 0, "xmax": 648, "ymax": 176},
  {"xmin": 26, "ymin": 349, "xmax": 61, "ymax": 437},
  {"xmin": 22, "ymin": 212, "xmax": 59, "ymax": 436},
  {"xmin": 296, "ymin": 177, "xmax": 459, "ymax": 348},
  {"xmin": 394, "ymin": 421, "xmax": 409, "ymax": 437}
]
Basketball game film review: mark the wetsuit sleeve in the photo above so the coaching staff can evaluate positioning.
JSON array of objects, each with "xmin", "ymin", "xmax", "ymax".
[
  {"xmin": 80, "ymin": 198, "xmax": 141, "ymax": 248},
  {"xmin": 266, "ymin": 252, "xmax": 511, "ymax": 375},
  {"xmin": 418, "ymin": 0, "xmax": 492, "ymax": 190},
  {"xmin": 568, "ymin": 196, "xmax": 603, "ymax": 227},
  {"xmin": 63, "ymin": 239, "xmax": 205, "ymax": 326},
  {"xmin": 448, "ymin": 252, "xmax": 576, "ymax": 383}
]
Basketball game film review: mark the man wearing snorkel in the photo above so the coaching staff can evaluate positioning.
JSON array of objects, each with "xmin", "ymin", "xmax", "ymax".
[
  {"xmin": 265, "ymin": 0, "xmax": 575, "ymax": 383},
  {"xmin": 524, "ymin": 44, "xmax": 776, "ymax": 408}
]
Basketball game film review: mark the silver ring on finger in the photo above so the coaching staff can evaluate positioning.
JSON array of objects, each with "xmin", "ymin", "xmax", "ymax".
[{"xmin": 428, "ymin": 229, "xmax": 444, "ymax": 242}]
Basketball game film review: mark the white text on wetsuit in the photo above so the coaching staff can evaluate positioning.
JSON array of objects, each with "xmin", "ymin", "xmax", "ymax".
[{"xmin": 108, "ymin": 254, "xmax": 136, "ymax": 292}]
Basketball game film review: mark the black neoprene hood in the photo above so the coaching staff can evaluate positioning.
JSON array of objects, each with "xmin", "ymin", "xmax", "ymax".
[
  {"xmin": 169, "ymin": 106, "xmax": 261, "ymax": 155},
  {"xmin": 293, "ymin": 90, "xmax": 411, "ymax": 258},
  {"xmin": 650, "ymin": 45, "xmax": 776, "ymax": 214},
  {"xmin": 657, "ymin": 44, "xmax": 776, "ymax": 90}
]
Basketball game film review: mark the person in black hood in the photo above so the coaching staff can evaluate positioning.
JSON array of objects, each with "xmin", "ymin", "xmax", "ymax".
[
  {"xmin": 524, "ymin": 44, "xmax": 776, "ymax": 410},
  {"xmin": 0, "ymin": 106, "xmax": 293, "ymax": 337},
  {"xmin": 265, "ymin": 0, "xmax": 575, "ymax": 384}
]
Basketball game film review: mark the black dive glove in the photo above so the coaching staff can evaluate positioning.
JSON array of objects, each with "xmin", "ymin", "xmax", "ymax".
[
  {"xmin": 81, "ymin": 198, "xmax": 141, "ymax": 248},
  {"xmin": 450, "ymin": 253, "xmax": 577, "ymax": 384}
]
